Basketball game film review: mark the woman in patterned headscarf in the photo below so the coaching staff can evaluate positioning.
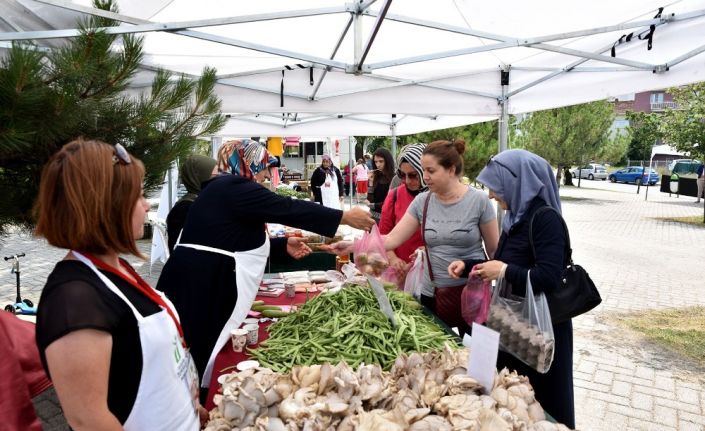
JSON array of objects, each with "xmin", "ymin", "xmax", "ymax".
[
  {"xmin": 379, "ymin": 143, "xmax": 427, "ymax": 276},
  {"xmin": 216, "ymin": 138, "xmax": 278, "ymax": 179},
  {"xmin": 157, "ymin": 139, "xmax": 374, "ymax": 400}
]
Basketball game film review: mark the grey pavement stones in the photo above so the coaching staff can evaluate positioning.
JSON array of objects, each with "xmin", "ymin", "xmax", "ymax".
[{"xmin": 1, "ymin": 181, "xmax": 704, "ymax": 430}]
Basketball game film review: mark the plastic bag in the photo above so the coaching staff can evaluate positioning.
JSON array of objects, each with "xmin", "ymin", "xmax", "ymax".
[
  {"xmin": 353, "ymin": 224, "xmax": 389, "ymax": 277},
  {"xmin": 486, "ymin": 270, "xmax": 555, "ymax": 373},
  {"xmin": 403, "ymin": 250, "xmax": 425, "ymax": 299},
  {"xmin": 461, "ymin": 265, "xmax": 491, "ymax": 325},
  {"xmin": 380, "ymin": 267, "xmax": 400, "ymax": 289}
]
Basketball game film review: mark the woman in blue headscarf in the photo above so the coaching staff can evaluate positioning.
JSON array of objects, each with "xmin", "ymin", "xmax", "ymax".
[
  {"xmin": 157, "ymin": 140, "xmax": 374, "ymax": 401},
  {"xmin": 448, "ymin": 149, "xmax": 574, "ymax": 428}
]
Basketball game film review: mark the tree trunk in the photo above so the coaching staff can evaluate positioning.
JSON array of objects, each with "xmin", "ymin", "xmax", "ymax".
[
  {"xmin": 556, "ymin": 165, "xmax": 573, "ymax": 187},
  {"xmin": 562, "ymin": 166, "xmax": 574, "ymax": 186}
]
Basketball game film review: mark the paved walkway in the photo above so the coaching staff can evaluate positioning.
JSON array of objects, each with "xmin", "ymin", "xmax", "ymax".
[{"xmin": 1, "ymin": 181, "xmax": 704, "ymax": 430}]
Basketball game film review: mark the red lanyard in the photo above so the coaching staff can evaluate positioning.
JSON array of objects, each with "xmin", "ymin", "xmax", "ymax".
[{"xmin": 80, "ymin": 252, "xmax": 187, "ymax": 347}]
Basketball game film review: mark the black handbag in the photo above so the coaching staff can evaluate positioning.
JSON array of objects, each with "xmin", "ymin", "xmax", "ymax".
[{"xmin": 529, "ymin": 207, "xmax": 602, "ymax": 324}]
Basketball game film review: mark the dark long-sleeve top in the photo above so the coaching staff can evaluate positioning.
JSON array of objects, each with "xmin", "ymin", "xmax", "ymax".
[
  {"xmin": 310, "ymin": 166, "xmax": 344, "ymax": 204},
  {"xmin": 367, "ymin": 172, "xmax": 391, "ymax": 213},
  {"xmin": 480, "ymin": 196, "xmax": 575, "ymax": 429},
  {"xmin": 491, "ymin": 197, "xmax": 567, "ymax": 297},
  {"xmin": 156, "ymin": 175, "xmax": 342, "ymax": 385},
  {"xmin": 166, "ymin": 200, "xmax": 193, "ymax": 252}
]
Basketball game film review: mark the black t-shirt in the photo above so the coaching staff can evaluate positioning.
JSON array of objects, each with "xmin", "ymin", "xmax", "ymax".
[{"xmin": 35, "ymin": 260, "xmax": 161, "ymax": 424}]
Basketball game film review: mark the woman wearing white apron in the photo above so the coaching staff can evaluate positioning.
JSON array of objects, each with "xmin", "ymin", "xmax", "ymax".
[
  {"xmin": 35, "ymin": 139, "xmax": 202, "ymax": 430},
  {"xmin": 310, "ymin": 154, "xmax": 344, "ymax": 210},
  {"xmin": 158, "ymin": 140, "xmax": 374, "ymax": 399}
]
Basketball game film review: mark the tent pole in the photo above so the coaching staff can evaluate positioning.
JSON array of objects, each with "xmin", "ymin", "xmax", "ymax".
[
  {"xmin": 391, "ymin": 114, "xmax": 397, "ymax": 162},
  {"xmin": 499, "ymin": 70, "xmax": 509, "ymax": 153},
  {"xmin": 167, "ymin": 167, "xmax": 173, "ymax": 209},
  {"xmin": 497, "ymin": 68, "xmax": 510, "ymax": 229},
  {"xmin": 354, "ymin": 6, "xmax": 362, "ymax": 68},
  {"xmin": 349, "ymin": 137, "xmax": 354, "ymax": 208},
  {"xmin": 645, "ymin": 141, "xmax": 657, "ymax": 201}
]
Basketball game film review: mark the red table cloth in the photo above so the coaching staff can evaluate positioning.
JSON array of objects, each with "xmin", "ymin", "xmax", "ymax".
[{"xmin": 205, "ymin": 290, "xmax": 319, "ymax": 409}]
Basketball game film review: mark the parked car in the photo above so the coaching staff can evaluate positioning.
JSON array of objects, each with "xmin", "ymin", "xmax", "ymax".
[
  {"xmin": 669, "ymin": 159, "xmax": 701, "ymax": 178},
  {"xmin": 571, "ymin": 164, "xmax": 608, "ymax": 180},
  {"xmin": 608, "ymin": 167, "xmax": 659, "ymax": 185}
]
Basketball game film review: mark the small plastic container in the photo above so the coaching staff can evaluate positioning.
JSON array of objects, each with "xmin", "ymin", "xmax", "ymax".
[
  {"xmin": 243, "ymin": 324, "xmax": 259, "ymax": 345},
  {"xmin": 230, "ymin": 328, "xmax": 248, "ymax": 352}
]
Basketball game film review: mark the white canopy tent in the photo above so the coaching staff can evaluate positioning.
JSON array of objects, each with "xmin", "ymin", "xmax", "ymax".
[{"xmin": 2, "ymin": 0, "xmax": 705, "ymax": 145}]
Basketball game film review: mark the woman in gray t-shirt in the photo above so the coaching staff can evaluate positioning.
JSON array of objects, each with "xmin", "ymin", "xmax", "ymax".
[{"xmin": 384, "ymin": 140, "xmax": 498, "ymax": 335}]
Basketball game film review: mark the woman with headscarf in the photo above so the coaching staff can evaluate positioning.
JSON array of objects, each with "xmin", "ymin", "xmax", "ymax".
[
  {"xmin": 310, "ymin": 154, "xmax": 344, "ymax": 209},
  {"xmin": 367, "ymin": 148, "xmax": 395, "ymax": 223},
  {"xmin": 379, "ymin": 143, "xmax": 426, "ymax": 277},
  {"xmin": 448, "ymin": 149, "xmax": 574, "ymax": 428},
  {"xmin": 328, "ymin": 140, "xmax": 498, "ymax": 337},
  {"xmin": 166, "ymin": 155, "xmax": 218, "ymax": 252},
  {"xmin": 157, "ymin": 140, "xmax": 374, "ymax": 399}
]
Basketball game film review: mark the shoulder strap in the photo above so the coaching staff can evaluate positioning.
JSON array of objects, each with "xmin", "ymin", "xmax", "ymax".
[
  {"xmin": 422, "ymin": 192, "xmax": 435, "ymax": 281},
  {"xmin": 391, "ymin": 187, "xmax": 399, "ymax": 224},
  {"xmin": 529, "ymin": 206, "xmax": 573, "ymax": 266}
]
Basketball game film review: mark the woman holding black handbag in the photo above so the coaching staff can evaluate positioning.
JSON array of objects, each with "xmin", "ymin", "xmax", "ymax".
[{"xmin": 448, "ymin": 149, "xmax": 575, "ymax": 429}]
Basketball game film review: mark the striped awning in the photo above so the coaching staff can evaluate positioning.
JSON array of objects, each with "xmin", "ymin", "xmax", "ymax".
[{"xmin": 284, "ymin": 137, "xmax": 300, "ymax": 147}]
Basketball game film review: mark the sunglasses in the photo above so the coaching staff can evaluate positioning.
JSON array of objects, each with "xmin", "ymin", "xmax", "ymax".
[
  {"xmin": 486, "ymin": 156, "xmax": 516, "ymax": 178},
  {"xmin": 112, "ymin": 144, "xmax": 132, "ymax": 165},
  {"xmin": 397, "ymin": 169, "xmax": 419, "ymax": 180}
]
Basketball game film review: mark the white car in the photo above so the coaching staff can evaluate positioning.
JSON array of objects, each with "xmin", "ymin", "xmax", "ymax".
[{"xmin": 571, "ymin": 164, "xmax": 608, "ymax": 180}]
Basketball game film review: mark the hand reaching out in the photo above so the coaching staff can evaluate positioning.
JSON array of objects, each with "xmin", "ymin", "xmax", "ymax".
[
  {"xmin": 389, "ymin": 255, "xmax": 408, "ymax": 275},
  {"xmin": 340, "ymin": 207, "xmax": 375, "ymax": 231},
  {"xmin": 318, "ymin": 240, "xmax": 354, "ymax": 256},
  {"xmin": 286, "ymin": 237, "xmax": 312, "ymax": 260}
]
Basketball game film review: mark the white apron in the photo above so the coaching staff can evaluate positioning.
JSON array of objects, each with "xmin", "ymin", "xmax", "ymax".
[
  {"xmin": 176, "ymin": 236, "xmax": 270, "ymax": 387},
  {"xmin": 72, "ymin": 252, "xmax": 199, "ymax": 431},
  {"xmin": 321, "ymin": 170, "xmax": 341, "ymax": 210}
]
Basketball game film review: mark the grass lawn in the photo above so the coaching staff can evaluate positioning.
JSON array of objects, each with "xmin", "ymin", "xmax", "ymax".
[
  {"xmin": 654, "ymin": 215, "xmax": 705, "ymax": 227},
  {"xmin": 613, "ymin": 306, "xmax": 705, "ymax": 367}
]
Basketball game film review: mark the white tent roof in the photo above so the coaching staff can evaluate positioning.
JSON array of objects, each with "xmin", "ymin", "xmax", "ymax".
[
  {"xmin": 651, "ymin": 144, "xmax": 685, "ymax": 157},
  {"xmin": 3, "ymin": 0, "xmax": 705, "ymax": 136}
]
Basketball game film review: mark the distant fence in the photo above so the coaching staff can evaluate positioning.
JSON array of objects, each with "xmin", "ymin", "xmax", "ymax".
[{"xmin": 626, "ymin": 160, "xmax": 671, "ymax": 171}]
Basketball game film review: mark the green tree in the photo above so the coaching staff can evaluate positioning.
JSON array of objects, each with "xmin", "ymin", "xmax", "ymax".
[
  {"xmin": 407, "ymin": 120, "xmax": 507, "ymax": 180},
  {"xmin": 660, "ymin": 83, "xmax": 705, "ymax": 160},
  {"xmin": 517, "ymin": 101, "xmax": 614, "ymax": 185},
  {"xmin": 598, "ymin": 129, "xmax": 630, "ymax": 165},
  {"xmin": 625, "ymin": 111, "xmax": 662, "ymax": 162},
  {"xmin": 0, "ymin": 0, "xmax": 225, "ymax": 237}
]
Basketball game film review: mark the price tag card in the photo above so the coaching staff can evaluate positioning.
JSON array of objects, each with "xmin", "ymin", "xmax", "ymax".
[
  {"xmin": 365, "ymin": 275, "xmax": 397, "ymax": 327},
  {"xmin": 467, "ymin": 322, "xmax": 500, "ymax": 394}
]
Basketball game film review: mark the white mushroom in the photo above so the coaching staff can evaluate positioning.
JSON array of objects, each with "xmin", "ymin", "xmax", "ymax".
[
  {"xmin": 222, "ymin": 399, "xmax": 245, "ymax": 422},
  {"xmin": 408, "ymin": 415, "xmax": 453, "ymax": 431},
  {"xmin": 478, "ymin": 408, "xmax": 511, "ymax": 431}
]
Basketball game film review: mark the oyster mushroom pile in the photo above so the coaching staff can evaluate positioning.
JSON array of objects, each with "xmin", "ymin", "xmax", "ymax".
[{"xmin": 206, "ymin": 346, "xmax": 572, "ymax": 431}]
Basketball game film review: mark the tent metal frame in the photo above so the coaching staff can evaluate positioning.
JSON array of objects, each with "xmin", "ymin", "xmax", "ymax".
[
  {"xmin": 5, "ymin": 0, "xmax": 704, "ymax": 102},
  {"xmin": 4, "ymin": 0, "xmax": 705, "ymax": 159}
]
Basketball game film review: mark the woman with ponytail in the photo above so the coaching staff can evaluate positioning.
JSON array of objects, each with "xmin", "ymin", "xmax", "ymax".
[{"xmin": 329, "ymin": 140, "xmax": 499, "ymax": 336}]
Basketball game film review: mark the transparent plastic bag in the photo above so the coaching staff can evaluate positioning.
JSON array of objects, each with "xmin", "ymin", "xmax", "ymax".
[
  {"xmin": 380, "ymin": 267, "xmax": 400, "ymax": 289},
  {"xmin": 403, "ymin": 250, "xmax": 425, "ymax": 299},
  {"xmin": 353, "ymin": 224, "xmax": 389, "ymax": 277},
  {"xmin": 461, "ymin": 264, "xmax": 491, "ymax": 325},
  {"xmin": 486, "ymin": 270, "xmax": 555, "ymax": 373}
]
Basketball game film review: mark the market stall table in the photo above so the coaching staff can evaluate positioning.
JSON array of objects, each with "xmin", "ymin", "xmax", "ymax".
[{"xmin": 205, "ymin": 289, "xmax": 319, "ymax": 410}]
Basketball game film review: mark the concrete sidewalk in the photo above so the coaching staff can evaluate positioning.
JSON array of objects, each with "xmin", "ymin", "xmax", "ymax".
[{"xmin": 1, "ymin": 182, "xmax": 704, "ymax": 430}]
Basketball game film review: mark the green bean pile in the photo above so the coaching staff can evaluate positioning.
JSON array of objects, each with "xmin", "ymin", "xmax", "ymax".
[{"xmin": 249, "ymin": 287, "xmax": 459, "ymax": 372}]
